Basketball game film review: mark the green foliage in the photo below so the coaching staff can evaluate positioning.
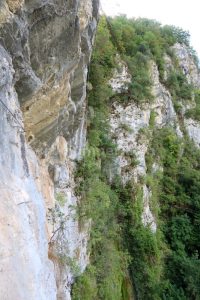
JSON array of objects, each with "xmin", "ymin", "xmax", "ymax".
[
  {"xmin": 93, "ymin": 16, "xmax": 195, "ymax": 107},
  {"xmin": 92, "ymin": 17, "xmax": 116, "ymax": 73},
  {"xmin": 147, "ymin": 128, "xmax": 200, "ymax": 299},
  {"xmin": 161, "ymin": 25, "xmax": 190, "ymax": 47},
  {"xmin": 128, "ymin": 151, "xmax": 139, "ymax": 167},
  {"xmin": 109, "ymin": 16, "xmax": 157, "ymax": 102},
  {"xmin": 55, "ymin": 192, "xmax": 66, "ymax": 207},
  {"xmin": 73, "ymin": 14, "xmax": 200, "ymax": 300},
  {"xmin": 165, "ymin": 71, "xmax": 193, "ymax": 112},
  {"xmin": 113, "ymin": 181, "xmax": 164, "ymax": 300},
  {"xmin": 73, "ymin": 242, "xmax": 129, "ymax": 300},
  {"xmin": 59, "ymin": 255, "xmax": 81, "ymax": 277},
  {"xmin": 119, "ymin": 122, "xmax": 133, "ymax": 133},
  {"xmin": 73, "ymin": 267, "xmax": 97, "ymax": 300},
  {"xmin": 185, "ymin": 90, "xmax": 200, "ymax": 121},
  {"xmin": 74, "ymin": 146, "xmax": 130, "ymax": 299},
  {"xmin": 109, "ymin": 16, "xmax": 192, "ymax": 91},
  {"xmin": 72, "ymin": 17, "xmax": 130, "ymax": 299},
  {"xmin": 149, "ymin": 110, "xmax": 157, "ymax": 128}
]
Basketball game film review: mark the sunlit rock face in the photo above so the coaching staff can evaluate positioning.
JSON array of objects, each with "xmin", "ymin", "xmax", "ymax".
[
  {"xmin": 185, "ymin": 118, "xmax": 200, "ymax": 147},
  {"xmin": 170, "ymin": 44, "xmax": 200, "ymax": 148},
  {"xmin": 109, "ymin": 54, "xmax": 131, "ymax": 93},
  {"xmin": 0, "ymin": 44, "xmax": 56, "ymax": 300},
  {"xmin": 0, "ymin": 1, "xmax": 99, "ymax": 299},
  {"xmin": 172, "ymin": 43, "xmax": 200, "ymax": 88}
]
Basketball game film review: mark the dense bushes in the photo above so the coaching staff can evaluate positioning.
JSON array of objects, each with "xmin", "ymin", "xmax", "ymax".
[
  {"xmin": 72, "ymin": 17, "xmax": 130, "ymax": 299},
  {"xmin": 73, "ymin": 16, "xmax": 160, "ymax": 299},
  {"xmin": 185, "ymin": 89, "xmax": 200, "ymax": 121},
  {"xmin": 165, "ymin": 70, "xmax": 194, "ymax": 113},
  {"xmin": 147, "ymin": 129, "xmax": 200, "ymax": 299},
  {"xmin": 93, "ymin": 16, "xmax": 196, "ymax": 105},
  {"xmin": 112, "ymin": 181, "xmax": 164, "ymax": 300},
  {"xmin": 72, "ymin": 15, "xmax": 200, "ymax": 300},
  {"xmin": 108, "ymin": 16, "xmax": 192, "ymax": 94}
]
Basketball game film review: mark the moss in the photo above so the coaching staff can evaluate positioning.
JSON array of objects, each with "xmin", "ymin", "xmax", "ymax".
[
  {"xmin": 55, "ymin": 192, "xmax": 66, "ymax": 207},
  {"xmin": 149, "ymin": 110, "xmax": 157, "ymax": 129},
  {"xmin": 119, "ymin": 123, "xmax": 134, "ymax": 133}
]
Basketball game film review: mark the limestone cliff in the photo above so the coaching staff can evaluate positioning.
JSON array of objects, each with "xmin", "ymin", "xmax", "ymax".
[
  {"xmin": 1, "ymin": 6, "xmax": 200, "ymax": 300},
  {"xmin": 109, "ymin": 46, "xmax": 200, "ymax": 235},
  {"xmin": 71, "ymin": 16, "xmax": 200, "ymax": 298},
  {"xmin": 0, "ymin": 1, "xmax": 99, "ymax": 299}
]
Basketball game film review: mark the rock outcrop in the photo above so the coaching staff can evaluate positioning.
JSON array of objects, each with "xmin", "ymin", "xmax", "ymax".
[
  {"xmin": 1, "ymin": 3, "xmax": 200, "ymax": 298},
  {"xmin": 0, "ymin": 1, "xmax": 99, "ymax": 299},
  {"xmin": 172, "ymin": 43, "xmax": 200, "ymax": 88},
  {"xmin": 109, "ymin": 48, "xmax": 200, "ymax": 233}
]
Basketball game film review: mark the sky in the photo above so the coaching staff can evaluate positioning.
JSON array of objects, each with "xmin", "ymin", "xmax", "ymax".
[{"xmin": 101, "ymin": 0, "xmax": 200, "ymax": 58}]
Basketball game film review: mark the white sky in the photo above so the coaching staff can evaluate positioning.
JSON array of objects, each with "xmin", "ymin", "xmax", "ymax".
[{"xmin": 101, "ymin": 0, "xmax": 200, "ymax": 57}]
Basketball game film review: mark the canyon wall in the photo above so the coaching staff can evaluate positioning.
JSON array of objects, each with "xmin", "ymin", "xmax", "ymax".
[{"xmin": 0, "ymin": 1, "xmax": 99, "ymax": 299}]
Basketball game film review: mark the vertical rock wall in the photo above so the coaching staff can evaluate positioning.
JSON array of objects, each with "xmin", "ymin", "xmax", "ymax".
[
  {"xmin": 109, "ymin": 49, "xmax": 200, "ymax": 233},
  {"xmin": 0, "ymin": 1, "xmax": 99, "ymax": 299}
]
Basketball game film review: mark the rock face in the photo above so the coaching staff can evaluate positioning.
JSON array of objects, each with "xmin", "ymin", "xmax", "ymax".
[
  {"xmin": 172, "ymin": 43, "xmax": 200, "ymax": 88},
  {"xmin": 0, "ymin": 44, "xmax": 56, "ymax": 300},
  {"xmin": 185, "ymin": 118, "xmax": 200, "ymax": 147},
  {"xmin": 109, "ymin": 51, "xmax": 200, "ymax": 233},
  {"xmin": 109, "ymin": 54, "xmax": 131, "ymax": 93},
  {"xmin": 171, "ymin": 44, "xmax": 200, "ymax": 147},
  {"xmin": 0, "ymin": 3, "xmax": 200, "ymax": 298},
  {"xmin": 0, "ymin": 1, "xmax": 99, "ymax": 299}
]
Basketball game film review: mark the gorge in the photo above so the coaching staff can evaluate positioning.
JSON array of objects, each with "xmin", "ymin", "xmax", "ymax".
[{"xmin": 0, "ymin": 1, "xmax": 200, "ymax": 300}]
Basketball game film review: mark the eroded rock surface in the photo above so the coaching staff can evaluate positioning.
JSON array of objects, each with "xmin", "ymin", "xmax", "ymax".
[
  {"xmin": 109, "ymin": 48, "xmax": 200, "ymax": 232},
  {"xmin": 0, "ymin": 1, "xmax": 99, "ymax": 299},
  {"xmin": 172, "ymin": 43, "xmax": 200, "ymax": 88},
  {"xmin": 109, "ymin": 61, "xmax": 184, "ymax": 232},
  {"xmin": 109, "ymin": 54, "xmax": 131, "ymax": 93},
  {"xmin": 0, "ymin": 44, "xmax": 56, "ymax": 300},
  {"xmin": 1, "ymin": 4, "xmax": 200, "ymax": 299}
]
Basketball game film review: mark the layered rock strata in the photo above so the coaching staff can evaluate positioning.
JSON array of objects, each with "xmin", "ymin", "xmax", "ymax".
[{"xmin": 0, "ymin": 1, "xmax": 99, "ymax": 299}]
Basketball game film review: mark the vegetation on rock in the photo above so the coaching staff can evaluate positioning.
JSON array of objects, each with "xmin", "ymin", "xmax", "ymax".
[{"xmin": 72, "ymin": 16, "xmax": 200, "ymax": 300}]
